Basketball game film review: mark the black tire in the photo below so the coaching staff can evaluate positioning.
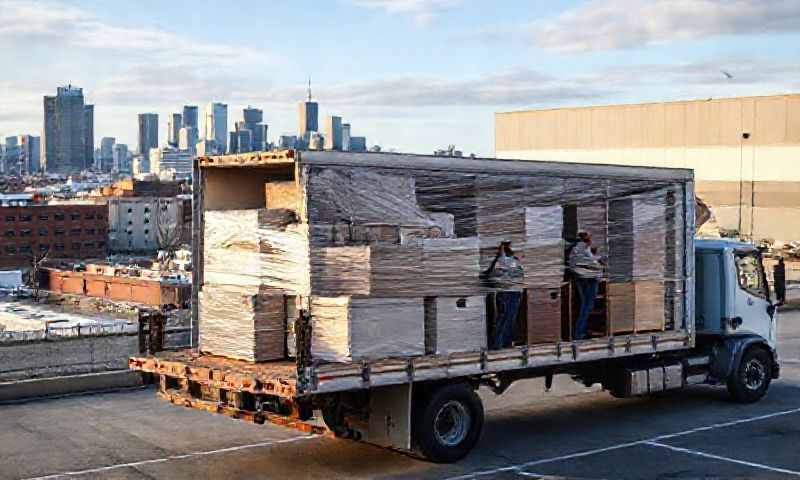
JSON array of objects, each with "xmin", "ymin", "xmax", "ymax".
[
  {"xmin": 727, "ymin": 347, "xmax": 772, "ymax": 403},
  {"xmin": 412, "ymin": 383, "xmax": 484, "ymax": 463}
]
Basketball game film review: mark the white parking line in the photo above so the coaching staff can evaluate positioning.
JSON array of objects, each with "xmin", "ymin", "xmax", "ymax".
[
  {"xmin": 22, "ymin": 435, "xmax": 317, "ymax": 480},
  {"xmin": 644, "ymin": 441, "xmax": 800, "ymax": 477},
  {"xmin": 445, "ymin": 407, "xmax": 800, "ymax": 480}
]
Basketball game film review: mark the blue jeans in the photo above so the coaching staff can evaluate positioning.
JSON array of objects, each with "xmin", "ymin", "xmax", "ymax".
[
  {"xmin": 494, "ymin": 291, "xmax": 522, "ymax": 349},
  {"xmin": 575, "ymin": 278, "xmax": 599, "ymax": 340}
]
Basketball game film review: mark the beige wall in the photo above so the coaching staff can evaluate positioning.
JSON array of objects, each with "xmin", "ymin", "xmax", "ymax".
[{"xmin": 495, "ymin": 95, "xmax": 800, "ymax": 242}]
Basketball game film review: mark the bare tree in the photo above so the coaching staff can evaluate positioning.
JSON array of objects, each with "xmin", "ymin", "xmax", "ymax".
[
  {"xmin": 30, "ymin": 247, "xmax": 50, "ymax": 301},
  {"xmin": 154, "ymin": 199, "xmax": 182, "ymax": 270}
]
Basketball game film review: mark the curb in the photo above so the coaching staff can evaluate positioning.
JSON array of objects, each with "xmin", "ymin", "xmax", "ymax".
[{"xmin": 0, "ymin": 370, "xmax": 146, "ymax": 403}]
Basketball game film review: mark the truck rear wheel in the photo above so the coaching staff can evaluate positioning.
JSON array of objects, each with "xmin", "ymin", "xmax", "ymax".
[
  {"xmin": 728, "ymin": 347, "xmax": 772, "ymax": 403},
  {"xmin": 412, "ymin": 383, "xmax": 484, "ymax": 463}
]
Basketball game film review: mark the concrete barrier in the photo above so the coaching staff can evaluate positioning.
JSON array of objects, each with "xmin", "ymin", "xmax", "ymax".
[{"xmin": 0, "ymin": 370, "xmax": 146, "ymax": 403}]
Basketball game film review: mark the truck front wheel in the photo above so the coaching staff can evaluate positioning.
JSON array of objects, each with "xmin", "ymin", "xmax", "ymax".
[
  {"xmin": 412, "ymin": 383, "xmax": 484, "ymax": 463},
  {"xmin": 728, "ymin": 347, "xmax": 772, "ymax": 403}
]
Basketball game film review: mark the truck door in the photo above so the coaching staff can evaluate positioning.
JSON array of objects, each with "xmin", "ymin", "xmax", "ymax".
[{"xmin": 732, "ymin": 249, "xmax": 776, "ymax": 347}]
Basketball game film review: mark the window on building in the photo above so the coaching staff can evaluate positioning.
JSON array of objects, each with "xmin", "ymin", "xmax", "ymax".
[
  {"xmin": 85, "ymin": 211, "xmax": 96, "ymax": 220},
  {"xmin": 70, "ymin": 228, "xmax": 81, "ymax": 236},
  {"xmin": 19, "ymin": 245, "xmax": 31, "ymax": 254},
  {"xmin": 144, "ymin": 218, "xmax": 150, "ymax": 224},
  {"xmin": 39, "ymin": 244, "xmax": 49, "ymax": 252},
  {"xmin": 71, "ymin": 242, "xmax": 81, "ymax": 250},
  {"xmin": 20, "ymin": 229, "xmax": 32, "ymax": 237},
  {"xmin": 83, "ymin": 241, "xmax": 95, "ymax": 249},
  {"xmin": 144, "ymin": 206, "xmax": 151, "ymax": 213},
  {"xmin": 71, "ymin": 212, "xmax": 81, "ymax": 220},
  {"xmin": 39, "ymin": 228, "xmax": 49, "ymax": 237},
  {"xmin": 39, "ymin": 214, "xmax": 49, "ymax": 221},
  {"xmin": 97, "ymin": 241, "xmax": 106, "ymax": 249},
  {"xmin": 4, "ymin": 230, "xmax": 14, "ymax": 238},
  {"xmin": 86, "ymin": 228, "xmax": 96, "ymax": 235},
  {"xmin": 54, "ymin": 212, "xmax": 65, "ymax": 221},
  {"xmin": 54, "ymin": 228, "xmax": 65, "ymax": 236},
  {"xmin": 127, "ymin": 208, "xmax": 133, "ymax": 214},
  {"xmin": 54, "ymin": 243, "xmax": 65, "ymax": 252},
  {"xmin": 144, "ymin": 229, "xmax": 150, "ymax": 235},
  {"xmin": 4, "ymin": 215, "xmax": 15, "ymax": 222},
  {"xmin": 4, "ymin": 246, "xmax": 16, "ymax": 255},
  {"xmin": 19, "ymin": 214, "xmax": 32, "ymax": 222}
]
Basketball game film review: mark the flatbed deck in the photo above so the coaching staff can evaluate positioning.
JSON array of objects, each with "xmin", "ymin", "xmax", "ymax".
[{"xmin": 130, "ymin": 329, "xmax": 691, "ymax": 399}]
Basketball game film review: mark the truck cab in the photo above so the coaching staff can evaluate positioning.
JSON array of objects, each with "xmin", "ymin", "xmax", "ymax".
[{"xmin": 694, "ymin": 238, "xmax": 781, "ymax": 401}]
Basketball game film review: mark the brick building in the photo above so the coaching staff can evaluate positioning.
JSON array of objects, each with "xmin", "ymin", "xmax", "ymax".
[{"xmin": 0, "ymin": 204, "xmax": 108, "ymax": 267}]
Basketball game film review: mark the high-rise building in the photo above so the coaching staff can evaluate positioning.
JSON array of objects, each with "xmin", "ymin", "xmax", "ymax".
[
  {"xmin": 298, "ymin": 80, "xmax": 318, "ymax": 140},
  {"xmin": 242, "ymin": 106, "xmax": 266, "ymax": 151},
  {"xmin": 168, "ymin": 113, "xmax": 182, "ymax": 147},
  {"xmin": 204, "ymin": 102, "xmax": 227, "ymax": 152},
  {"xmin": 150, "ymin": 146, "xmax": 192, "ymax": 180},
  {"xmin": 178, "ymin": 126, "xmax": 198, "ymax": 154},
  {"xmin": 349, "ymin": 136, "xmax": 367, "ymax": 152},
  {"xmin": 324, "ymin": 116, "xmax": 343, "ymax": 150},
  {"xmin": 83, "ymin": 104, "xmax": 94, "ymax": 169},
  {"xmin": 229, "ymin": 125, "xmax": 253, "ymax": 154},
  {"xmin": 42, "ymin": 85, "xmax": 92, "ymax": 174},
  {"xmin": 182, "ymin": 105, "xmax": 198, "ymax": 129},
  {"xmin": 342, "ymin": 123, "xmax": 351, "ymax": 152},
  {"xmin": 112, "ymin": 143, "xmax": 128, "ymax": 173},
  {"xmin": 137, "ymin": 113, "xmax": 159, "ymax": 156},
  {"xmin": 278, "ymin": 135, "xmax": 299, "ymax": 149},
  {"xmin": 100, "ymin": 137, "xmax": 115, "ymax": 173}
]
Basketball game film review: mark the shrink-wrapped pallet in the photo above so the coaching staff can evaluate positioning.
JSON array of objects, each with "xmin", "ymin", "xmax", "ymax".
[
  {"xmin": 608, "ymin": 195, "xmax": 666, "ymax": 281},
  {"xmin": 577, "ymin": 202, "xmax": 607, "ymax": 256},
  {"xmin": 310, "ymin": 246, "xmax": 371, "ymax": 296},
  {"xmin": 311, "ymin": 297, "xmax": 425, "ymax": 362},
  {"xmin": 422, "ymin": 237, "xmax": 480, "ymax": 297},
  {"xmin": 521, "ymin": 206, "xmax": 564, "ymax": 287},
  {"xmin": 199, "ymin": 284, "xmax": 286, "ymax": 361},
  {"xmin": 424, "ymin": 296, "xmax": 486, "ymax": 355},
  {"xmin": 203, "ymin": 209, "xmax": 309, "ymax": 294}
]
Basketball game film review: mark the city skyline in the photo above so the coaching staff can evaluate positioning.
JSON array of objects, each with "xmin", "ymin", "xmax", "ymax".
[{"xmin": 0, "ymin": 0, "xmax": 799, "ymax": 156}]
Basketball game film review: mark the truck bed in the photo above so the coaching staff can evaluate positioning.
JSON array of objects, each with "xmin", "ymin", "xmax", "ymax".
[{"xmin": 130, "ymin": 329, "xmax": 691, "ymax": 399}]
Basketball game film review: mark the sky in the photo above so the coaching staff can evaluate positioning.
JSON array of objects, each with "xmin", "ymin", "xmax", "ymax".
[{"xmin": 1, "ymin": 0, "xmax": 799, "ymax": 157}]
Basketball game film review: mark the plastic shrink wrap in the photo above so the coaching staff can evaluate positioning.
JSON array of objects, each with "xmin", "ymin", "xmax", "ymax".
[
  {"xmin": 310, "ymin": 297, "xmax": 425, "ymax": 362},
  {"xmin": 424, "ymin": 296, "xmax": 487, "ymax": 355}
]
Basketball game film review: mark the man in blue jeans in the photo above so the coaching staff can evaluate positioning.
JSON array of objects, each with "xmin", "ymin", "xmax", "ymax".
[
  {"xmin": 569, "ymin": 231, "xmax": 604, "ymax": 340},
  {"xmin": 484, "ymin": 240, "xmax": 524, "ymax": 349}
]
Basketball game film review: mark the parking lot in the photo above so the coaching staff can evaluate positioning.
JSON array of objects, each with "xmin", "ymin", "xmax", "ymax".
[{"xmin": 2, "ymin": 311, "xmax": 799, "ymax": 480}]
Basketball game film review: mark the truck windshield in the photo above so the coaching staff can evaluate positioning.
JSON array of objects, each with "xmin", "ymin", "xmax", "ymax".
[{"xmin": 734, "ymin": 251, "xmax": 768, "ymax": 299}]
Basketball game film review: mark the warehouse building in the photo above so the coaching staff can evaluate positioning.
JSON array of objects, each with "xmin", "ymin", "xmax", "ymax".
[{"xmin": 495, "ymin": 94, "xmax": 800, "ymax": 242}]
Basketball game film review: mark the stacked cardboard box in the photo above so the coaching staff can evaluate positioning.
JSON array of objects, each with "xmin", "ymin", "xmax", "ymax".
[
  {"xmin": 608, "ymin": 197, "xmax": 666, "ymax": 281},
  {"xmin": 199, "ymin": 284, "xmax": 286, "ymax": 361},
  {"xmin": 522, "ymin": 206, "xmax": 564, "ymax": 287},
  {"xmin": 422, "ymin": 237, "xmax": 480, "ymax": 297},
  {"xmin": 201, "ymin": 208, "xmax": 309, "ymax": 361},
  {"xmin": 310, "ymin": 297, "xmax": 425, "ymax": 362},
  {"xmin": 525, "ymin": 287, "xmax": 563, "ymax": 344},
  {"xmin": 608, "ymin": 281, "xmax": 665, "ymax": 333},
  {"xmin": 424, "ymin": 296, "xmax": 486, "ymax": 355}
]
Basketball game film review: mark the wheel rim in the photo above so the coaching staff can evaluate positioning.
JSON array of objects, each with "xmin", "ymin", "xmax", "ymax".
[
  {"xmin": 434, "ymin": 400, "xmax": 471, "ymax": 447},
  {"xmin": 743, "ymin": 358, "xmax": 766, "ymax": 391}
]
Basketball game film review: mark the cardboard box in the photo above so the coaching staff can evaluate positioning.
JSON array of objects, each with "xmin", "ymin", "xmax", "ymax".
[
  {"xmin": 424, "ymin": 296, "xmax": 486, "ymax": 355},
  {"xmin": 311, "ymin": 297, "xmax": 425, "ymax": 362},
  {"xmin": 525, "ymin": 287, "xmax": 562, "ymax": 344},
  {"xmin": 200, "ymin": 284, "xmax": 286, "ymax": 362},
  {"xmin": 265, "ymin": 181, "xmax": 300, "ymax": 211},
  {"xmin": 608, "ymin": 281, "xmax": 665, "ymax": 333}
]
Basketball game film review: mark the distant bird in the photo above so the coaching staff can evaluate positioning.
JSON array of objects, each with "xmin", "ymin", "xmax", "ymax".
[{"xmin": 721, "ymin": 70, "xmax": 734, "ymax": 79}]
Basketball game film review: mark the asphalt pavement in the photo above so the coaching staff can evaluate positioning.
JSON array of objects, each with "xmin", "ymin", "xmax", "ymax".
[{"xmin": 2, "ymin": 311, "xmax": 799, "ymax": 480}]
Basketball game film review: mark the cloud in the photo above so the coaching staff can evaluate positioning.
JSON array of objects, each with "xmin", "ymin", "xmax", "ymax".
[
  {"xmin": 0, "ymin": 0, "xmax": 267, "ymax": 65},
  {"xmin": 351, "ymin": 0, "xmax": 462, "ymax": 25},
  {"xmin": 531, "ymin": 0, "xmax": 800, "ymax": 52}
]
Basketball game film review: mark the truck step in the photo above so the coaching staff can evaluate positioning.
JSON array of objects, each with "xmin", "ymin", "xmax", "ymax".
[{"xmin": 685, "ymin": 356, "xmax": 711, "ymax": 367}]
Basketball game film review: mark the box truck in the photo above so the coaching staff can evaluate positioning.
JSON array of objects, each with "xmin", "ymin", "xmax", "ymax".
[{"xmin": 130, "ymin": 150, "xmax": 781, "ymax": 463}]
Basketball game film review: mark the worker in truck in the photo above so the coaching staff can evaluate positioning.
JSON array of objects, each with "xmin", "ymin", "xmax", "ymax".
[
  {"xmin": 484, "ymin": 240, "xmax": 524, "ymax": 349},
  {"xmin": 569, "ymin": 231, "xmax": 604, "ymax": 340}
]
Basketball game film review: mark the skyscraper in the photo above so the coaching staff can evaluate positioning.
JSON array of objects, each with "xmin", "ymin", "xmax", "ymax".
[
  {"xmin": 324, "ymin": 116, "xmax": 343, "ymax": 150},
  {"xmin": 100, "ymin": 137, "xmax": 115, "ymax": 173},
  {"xmin": 42, "ymin": 85, "xmax": 92, "ymax": 174},
  {"xmin": 112, "ymin": 143, "xmax": 128, "ymax": 173},
  {"xmin": 242, "ymin": 106, "xmax": 266, "ymax": 151},
  {"xmin": 342, "ymin": 123, "xmax": 351, "ymax": 152},
  {"xmin": 168, "ymin": 113, "xmax": 182, "ymax": 147},
  {"xmin": 298, "ymin": 79, "xmax": 318, "ymax": 141},
  {"xmin": 204, "ymin": 102, "xmax": 228, "ymax": 152},
  {"xmin": 137, "ymin": 113, "xmax": 159, "ymax": 156},
  {"xmin": 182, "ymin": 105, "xmax": 198, "ymax": 129},
  {"xmin": 178, "ymin": 126, "xmax": 198, "ymax": 154}
]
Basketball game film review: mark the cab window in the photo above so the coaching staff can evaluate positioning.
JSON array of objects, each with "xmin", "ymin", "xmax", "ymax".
[{"xmin": 734, "ymin": 251, "xmax": 767, "ymax": 299}]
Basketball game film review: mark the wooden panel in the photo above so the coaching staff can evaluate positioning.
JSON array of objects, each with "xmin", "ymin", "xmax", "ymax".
[{"xmin": 526, "ymin": 287, "xmax": 562, "ymax": 344}]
